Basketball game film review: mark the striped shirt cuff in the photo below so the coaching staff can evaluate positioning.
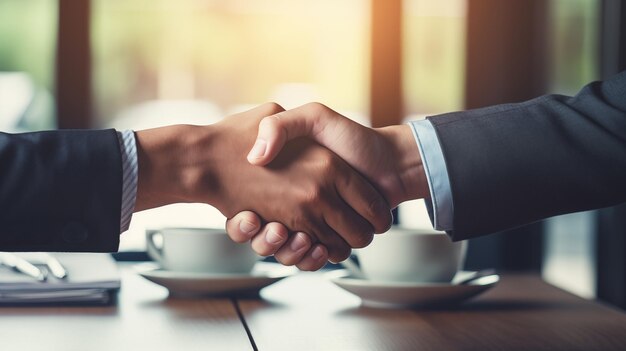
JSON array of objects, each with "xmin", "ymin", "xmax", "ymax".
[
  {"xmin": 116, "ymin": 130, "xmax": 138, "ymax": 233},
  {"xmin": 408, "ymin": 119, "xmax": 454, "ymax": 231}
]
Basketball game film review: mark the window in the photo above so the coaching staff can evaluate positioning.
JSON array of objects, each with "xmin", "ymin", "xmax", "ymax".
[
  {"xmin": 542, "ymin": 0, "xmax": 600, "ymax": 299},
  {"xmin": 7, "ymin": 1, "xmax": 464, "ymax": 251},
  {"xmin": 91, "ymin": 0, "xmax": 371, "ymax": 250},
  {"xmin": 403, "ymin": 0, "xmax": 466, "ymax": 118},
  {"xmin": 92, "ymin": 0, "xmax": 371, "ymax": 129},
  {"xmin": 399, "ymin": 0, "xmax": 467, "ymax": 229},
  {"xmin": 0, "ymin": 0, "xmax": 56, "ymax": 132}
]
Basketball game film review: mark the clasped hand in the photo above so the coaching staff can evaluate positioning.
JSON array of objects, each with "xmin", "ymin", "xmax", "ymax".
[
  {"xmin": 222, "ymin": 103, "xmax": 427, "ymax": 270},
  {"xmin": 136, "ymin": 103, "xmax": 428, "ymax": 270}
]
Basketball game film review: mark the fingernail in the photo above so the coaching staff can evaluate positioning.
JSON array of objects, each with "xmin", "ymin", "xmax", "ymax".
[
  {"xmin": 247, "ymin": 139, "xmax": 267, "ymax": 160},
  {"xmin": 266, "ymin": 230, "xmax": 284, "ymax": 244},
  {"xmin": 239, "ymin": 220, "xmax": 258, "ymax": 237},
  {"xmin": 290, "ymin": 233, "xmax": 308, "ymax": 251},
  {"xmin": 311, "ymin": 246, "xmax": 325, "ymax": 260}
]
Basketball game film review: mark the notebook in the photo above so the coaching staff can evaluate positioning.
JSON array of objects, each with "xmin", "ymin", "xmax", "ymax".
[{"xmin": 0, "ymin": 253, "xmax": 120, "ymax": 306}]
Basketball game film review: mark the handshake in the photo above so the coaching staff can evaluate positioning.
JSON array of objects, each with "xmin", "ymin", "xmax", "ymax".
[
  {"xmin": 134, "ymin": 102, "xmax": 429, "ymax": 271},
  {"xmin": 2, "ymin": 74, "xmax": 620, "ymax": 259}
]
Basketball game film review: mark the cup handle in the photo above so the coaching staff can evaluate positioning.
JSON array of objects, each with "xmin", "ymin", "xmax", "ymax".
[{"xmin": 146, "ymin": 229, "xmax": 164, "ymax": 266}]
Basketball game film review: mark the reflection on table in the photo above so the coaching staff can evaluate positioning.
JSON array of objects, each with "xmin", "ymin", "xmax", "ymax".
[{"xmin": 1, "ymin": 263, "xmax": 625, "ymax": 351}]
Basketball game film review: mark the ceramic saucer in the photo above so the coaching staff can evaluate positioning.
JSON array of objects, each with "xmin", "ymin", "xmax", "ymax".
[
  {"xmin": 136, "ymin": 262, "xmax": 296, "ymax": 297},
  {"xmin": 328, "ymin": 270, "xmax": 499, "ymax": 308}
]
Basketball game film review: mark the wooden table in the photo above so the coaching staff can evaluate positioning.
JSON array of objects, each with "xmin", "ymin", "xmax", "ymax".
[{"xmin": 1, "ymin": 263, "xmax": 626, "ymax": 351}]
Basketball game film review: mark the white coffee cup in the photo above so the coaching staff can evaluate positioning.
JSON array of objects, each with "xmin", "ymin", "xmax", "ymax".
[
  {"xmin": 146, "ymin": 227, "xmax": 259, "ymax": 273},
  {"xmin": 354, "ymin": 227, "xmax": 467, "ymax": 283}
]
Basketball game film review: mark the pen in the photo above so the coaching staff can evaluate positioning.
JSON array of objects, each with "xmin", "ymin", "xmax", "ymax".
[
  {"xmin": 45, "ymin": 254, "xmax": 68, "ymax": 279},
  {"xmin": 0, "ymin": 253, "xmax": 47, "ymax": 282}
]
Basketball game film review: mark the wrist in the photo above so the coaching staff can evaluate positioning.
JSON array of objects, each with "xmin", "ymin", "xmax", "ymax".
[
  {"xmin": 376, "ymin": 125, "xmax": 429, "ymax": 205},
  {"xmin": 134, "ymin": 125, "xmax": 213, "ymax": 211}
]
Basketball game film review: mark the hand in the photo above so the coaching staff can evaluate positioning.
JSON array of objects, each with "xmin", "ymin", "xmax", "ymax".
[
  {"xmin": 226, "ymin": 211, "xmax": 330, "ymax": 271},
  {"xmin": 226, "ymin": 102, "xmax": 428, "ymax": 269},
  {"xmin": 246, "ymin": 102, "xmax": 429, "ymax": 208},
  {"xmin": 133, "ymin": 103, "xmax": 392, "ymax": 263}
]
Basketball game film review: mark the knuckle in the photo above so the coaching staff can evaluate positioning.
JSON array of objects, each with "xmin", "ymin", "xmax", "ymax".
[
  {"xmin": 239, "ymin": 211, "xmax": 260, "ymax": 226},
  {"xmin": 297, "ymin": 232, "xmax": 313, "ymax": 247},
  {"xmin": 304, "ymin": 102, "xmax": 328, "ymax": 115},
  {"xmin": 288, "ymin": 212, "xmax": 311, "ymax": 233},
  {"xmin": 351, "ymin": 231, "xmax": 374, "ymax": 249},
  {"xmin": 262, "ymin": 102, "xmax": 285, "ymax": 115},
  {"xmin": 334, "ymin": 168, "xmax": 353, "ymax": 190},
  {"xmin": 367, "ymin": 199, "xmax": 391, "ymax": 232},
  {"xmin": 323, "ymin": 150, "xmax": 338, "ymax": 164},
  {"xmin": 367, "ymin": 198, "xmax": 383, "ymax": 217},
  {"xmin": 330, "ymin": 245, "xmax": 352, "ymax": 263},
  {"xmin": 314, "ymin": 153, "xmax": 337, "ymax": 174},
  {"xmin": 268, "ymin": 223, "xmax": 288, "ymax": 242},
  {"xmin": 301, "ymin": 186, "xmax": 324, "ymax": 206}
]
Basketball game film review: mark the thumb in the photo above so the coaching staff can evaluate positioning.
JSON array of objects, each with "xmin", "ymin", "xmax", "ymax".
[{"xmin": 247, "ymin": 103, "xmax": 335, "ymax": 166}]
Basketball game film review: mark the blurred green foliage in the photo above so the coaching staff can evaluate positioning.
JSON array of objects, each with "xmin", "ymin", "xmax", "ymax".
[
  {"xmin": 91, "ymin": 0, "xmax": 370, "ymax": 125},
  {"xmin": 404, "ymin": 0, "xmax": 466, "ymax": 115},
  {"xmin": 0, "ymin": 0, "xmax": 599, "ymax": 128},
  {"xmin": 0, "ymin": 0, "xmax": 56, "ymax": 89},
  {"xmin": 549, "ymin": 0, "xmax": 599, "ymax": 94}
]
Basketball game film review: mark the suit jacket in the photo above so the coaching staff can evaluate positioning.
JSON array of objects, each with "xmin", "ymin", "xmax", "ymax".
[
  {"xmin": 427, "ymin": 70, "xmax": 626, "ymax": 241},
  {"xmin": 0, "ymin": 129, "xmax": 122, "ymax": 251}
]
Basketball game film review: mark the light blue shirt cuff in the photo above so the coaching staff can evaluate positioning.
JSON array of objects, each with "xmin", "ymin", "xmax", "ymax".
[
  {"xmin": 407, "ymin": 120, "xmax": 454, "ymax": 231},
  {"xmin": 116, "ymin": 130, "xmax": 138, "ymax": 233}
]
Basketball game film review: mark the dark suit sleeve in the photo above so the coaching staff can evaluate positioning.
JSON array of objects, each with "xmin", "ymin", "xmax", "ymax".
[
  {"xmin": 0, "ymin": 129, "xmax": 123, "ymax": 252},
  {"xmin": 426, "ymin": 70, "xmax": 626, "ymax": 241}
]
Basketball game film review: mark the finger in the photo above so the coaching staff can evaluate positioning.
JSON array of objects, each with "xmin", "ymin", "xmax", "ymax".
[
  {"xmin": 229, "ymin": 102, "xmax": 285, "ymax": 120},
  {"xmin": 295, "ymin": 244, "xmax": 328, "ymax": 271},
  {"xmin": 308, "ymin": 220, "xmax": 352, "ymax": 263},
  {"xmin": 250, "ymin": 222, "xmax": 289, "ymax": 257},
  {"xmin": 247, "ymin": 102, "xmax": 339, "ymax": 166},
  {"xmin": 225, "ymin": 211, "xmax": 262, "ymax": 243},
  {"xmin": 336, "ymin": 167, "xmax": 393, "ymax": 234},
  {"xmin": 323, "ymin": 195, "xmax": 375, "ymax": 249},
  {"xmin": 274, "ymin": 232, "xmax": 312, "ymax": 266}
]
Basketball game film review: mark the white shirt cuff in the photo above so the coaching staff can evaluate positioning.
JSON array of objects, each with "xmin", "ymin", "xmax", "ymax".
[
  {"xmin": 407, "ymin": 119, "xmax": 454, "ymax": 231},
  {"xmin": 116, "ymin": 130, "xmax": 138, "ymax": 233}
]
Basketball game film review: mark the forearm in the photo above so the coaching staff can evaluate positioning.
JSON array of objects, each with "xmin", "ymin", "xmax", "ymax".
[
  {"xmin": 134, "ymin": 124, "xmax": 218, "ymax": 212},
  {"xmin": 376, "ymin": 124, "xmax": 429, "ymax": 206}
]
